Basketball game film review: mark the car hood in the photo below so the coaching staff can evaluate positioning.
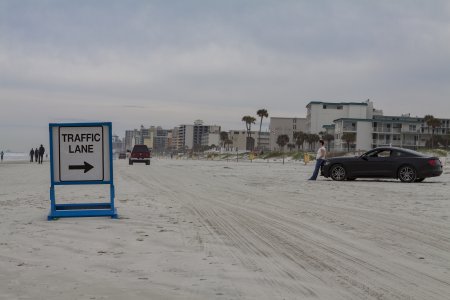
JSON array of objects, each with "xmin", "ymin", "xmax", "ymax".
[{"xmin": 326, "ymin": 156, "xmax": 360, "ymax": 162}]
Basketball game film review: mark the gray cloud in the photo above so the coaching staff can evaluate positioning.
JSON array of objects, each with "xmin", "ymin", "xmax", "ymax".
[{"xmin": 1, "ymin": 0, "xmax": 450, "ymax": 151}]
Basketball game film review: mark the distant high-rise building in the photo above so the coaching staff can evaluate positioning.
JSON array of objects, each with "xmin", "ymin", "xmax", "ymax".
[
  {"xmin": 112, "ymin": 134, "xmax": 124, "ymax": 153},
  {"xmin": 154, "ymin": 127, "xmax": 170, "ymax": 153},
  {"xmin": 174, "ymin": 122, "xmax": 221, "ymax": 151},
  {"xmin": 125, "ymin": 129, "xmax": 140, "ymax": 151}
]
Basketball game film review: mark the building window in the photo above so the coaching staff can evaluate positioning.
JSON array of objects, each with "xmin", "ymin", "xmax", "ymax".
[
  {"xmin": 293, "ymin": 124, "xmax": 296, "ymax": 130},
  {"xmin": 293, "ymin": 119, "xmax": 296, "ymax": 123}
]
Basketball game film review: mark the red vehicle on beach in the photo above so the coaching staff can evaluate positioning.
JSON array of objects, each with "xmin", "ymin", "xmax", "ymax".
[{"xmin": 129, "ymin": 145, "xmax": 151, "ymax": 165}]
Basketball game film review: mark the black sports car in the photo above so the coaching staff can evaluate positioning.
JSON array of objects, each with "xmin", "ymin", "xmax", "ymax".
[{"xmin": 321, "ymin": 147, "xmax": 443, "ymax": 182}]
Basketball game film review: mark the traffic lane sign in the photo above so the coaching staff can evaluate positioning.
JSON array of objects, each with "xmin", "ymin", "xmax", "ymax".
[{"xmin": 59, "ymin": 126, "xmax": 104, "ymax": 182}]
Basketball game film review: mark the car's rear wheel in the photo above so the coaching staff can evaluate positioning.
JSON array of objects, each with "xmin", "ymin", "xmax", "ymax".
[
  {"xmin": 398, "ymin": 165, "xmax": 416, "ymax": 183},
  {"xmin": 415, "ymin": 178, "xmax": 425, "ymax": 182},
  {"xmin": 330, "ymin": 164, "xmax": 346, "ymax": 181}
]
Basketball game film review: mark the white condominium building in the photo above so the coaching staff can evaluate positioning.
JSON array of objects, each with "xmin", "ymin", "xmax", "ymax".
[{"xmin": 306, "ymin": 100, "xmax": 382, "ymax": 134}]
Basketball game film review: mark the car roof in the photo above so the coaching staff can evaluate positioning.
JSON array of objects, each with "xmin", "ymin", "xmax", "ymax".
[
  {"xmin": 372, "ymin": 146, "xmax": 404, "ymax": 151},
  {"xmin": 369, "ymin": 147, "xmax": 428, "ymax": 157}
]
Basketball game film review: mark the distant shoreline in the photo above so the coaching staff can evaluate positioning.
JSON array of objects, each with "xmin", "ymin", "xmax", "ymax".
[{"xmin": 1, "ymin": 152, "xmax": 29, "ymax": 162}]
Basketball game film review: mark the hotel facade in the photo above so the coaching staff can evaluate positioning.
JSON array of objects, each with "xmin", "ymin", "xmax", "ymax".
[{"xmin": 269, "ymin": 100, "xmax": 450, "ymax": 151}]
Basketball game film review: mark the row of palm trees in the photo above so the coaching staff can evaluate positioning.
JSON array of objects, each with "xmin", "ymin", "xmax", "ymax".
[
  {"xmin": 241, "ymin": 109, "xmax": 269, "ymax": 151},
  {"xmin": 275, "ymin": 131, "xmax": 357, "ymax": 153},
  {"xmin": 424, "ymin": 115, "xmax": 442, "ymax": 149},
  {"xmin": 222, "ymin": 112, "xmax": 445, "ymax": 153},
  {"xmin": 235, "ymin": 107, "xmax": 357, "ymax": 152},
  {"xmin": 217, "ymin": 109, "xmax": 269, "ymax": 151}
]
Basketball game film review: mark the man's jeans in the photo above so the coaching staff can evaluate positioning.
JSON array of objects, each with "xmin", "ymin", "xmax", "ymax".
[{"xmin": 309, "ymin": 158, "xmax": 324, "ymax": 180}]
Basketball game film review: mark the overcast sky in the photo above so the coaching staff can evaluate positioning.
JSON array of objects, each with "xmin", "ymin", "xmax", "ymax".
[{"xmin": 1, "ymin": 0, "xmax": 450, "ymax": 151}]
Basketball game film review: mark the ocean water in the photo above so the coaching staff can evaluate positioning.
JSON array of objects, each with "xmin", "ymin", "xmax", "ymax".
[
  {"xmin": 1, "ymin": 152, "xmax": 123, "ymax": 162},
  {"xmin": 1, "ymin": 152, "xmax": 29, "ymax": 161}
]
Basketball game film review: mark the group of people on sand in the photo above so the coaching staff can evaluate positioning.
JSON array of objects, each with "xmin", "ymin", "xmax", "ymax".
[{"xmin": 30, "ymin": 145, "xmax": 45, "ymax": 164}]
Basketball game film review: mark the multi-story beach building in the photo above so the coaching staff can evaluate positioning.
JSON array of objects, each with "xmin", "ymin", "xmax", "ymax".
[
  {"xmin": 268, "ymin": 117, "xmax": 308, "ymax": 150},
  {"xmin": 228, "ymin": 130, "xmax": 257, "ymax": 151},
  {"xmin": 112, "ymin": 135, "xmax": 124, "ymax": 153},
  {"xmin": 174, "ymin": 121, "xmax": 221, "ymax": 152},
  {"xmin": 258, "ymin": 132, "xmax": 270, "ymax": 151},
  {"xmin": 270, "ymin": 99, "xmax": 449, "ymax": 152},
  {"xmin": 306, "ymin": 100, "xmax": 383, "ymax": 134},
  {"xmin": 124, "ymin": 129, "xmax": 140, "ymax": 151}
]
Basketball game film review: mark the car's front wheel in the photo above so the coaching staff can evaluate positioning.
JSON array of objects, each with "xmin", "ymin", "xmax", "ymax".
[
  {"xmin": 330, "ymin": 164, "xmax": 346, "ymax": 181},
  {"xmin": 398, "ymin": 165, "xmax": 416, "ymax": 183}
]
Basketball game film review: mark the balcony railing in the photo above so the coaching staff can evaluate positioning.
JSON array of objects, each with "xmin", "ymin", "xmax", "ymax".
[{"xmin": 373, "ymin": 127, "xmax": 392, "ymax": 133}]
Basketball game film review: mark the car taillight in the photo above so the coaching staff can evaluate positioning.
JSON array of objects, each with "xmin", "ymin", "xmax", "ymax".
[{"xmin": 428, "ymin": 159, "xmax": 437, "ymax": 166}]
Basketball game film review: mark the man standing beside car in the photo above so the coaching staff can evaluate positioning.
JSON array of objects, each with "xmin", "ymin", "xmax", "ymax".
[{"xmin": 308, "ymin": 139, "xmax": 326, "ymax": 180}]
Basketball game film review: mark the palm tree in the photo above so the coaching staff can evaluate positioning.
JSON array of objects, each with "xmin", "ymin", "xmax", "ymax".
[
  {"xmin": 219, "ymin": 131, "xmax": 229, "ymax": 148},
  {"xmin": 322, "ymin": 134, "xmax": 334, "ymax": 151},
  {"xmin": 424, "ymin": 115, "xmax": 441, "ymax": 148},
  {"xmin": 443, "ymin": 134, "xmax": 450, "ymax": 149},
  {"xmin": 276, "ymin": 134, "xmax": 290, "ymax": 165},
  {"xmin": 242, "ymin": 115, "xmax": 256, "ymax": 150},
  {"xmin": 306, "ymin": 133, "xmax": 320, "ymax": 151},
  {"xmin": 256, "ymin": 109, "xmax": 269, "ymax": 151},
  {"xmin": 293, "ymin": 131, "xmax": 306, "ymax": 151},
  {"xmin": 242, "ymin": 116, "xmax": 256, "ymax": 137},
  {"xmin": 287, "ymin": 143, "xmax": 296, "ymax": 152},
  {"xmin": 341, "ymin": 132, "xmax": 356, "ymax": 152}
]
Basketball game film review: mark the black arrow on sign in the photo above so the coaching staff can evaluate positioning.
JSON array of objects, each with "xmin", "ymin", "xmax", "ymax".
[{"xmin": 68, "ymin": 161, "xmax": 94, "ymax": 173}]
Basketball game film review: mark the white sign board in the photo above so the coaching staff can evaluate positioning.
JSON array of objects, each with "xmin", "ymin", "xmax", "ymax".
[{"xmin": 51, "ymin": 125, "xmax": 111, "ymax": 182}]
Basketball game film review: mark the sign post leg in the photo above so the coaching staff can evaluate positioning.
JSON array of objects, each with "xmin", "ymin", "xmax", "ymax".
[
  {"xmin": 110, "ymin": 183, "xmax": 118, "ymax": 219},
  {"xmin": 48, "ymin": 185, "xmax": 56, "ymax": 220}
]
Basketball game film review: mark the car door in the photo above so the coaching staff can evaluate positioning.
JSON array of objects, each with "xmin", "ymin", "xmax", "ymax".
[
  {"xmin": 370, "ymin": 149, "xmax": 395, "ymax": 176},
  {"xmin": 351, "ymin": 149, "xmax": 392, "ymax": 177}
]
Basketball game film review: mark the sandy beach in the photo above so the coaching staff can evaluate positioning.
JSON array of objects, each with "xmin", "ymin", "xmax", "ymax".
[{"xmin": 0, "ymin": 158, "xmax": 449, "ymax": 299}]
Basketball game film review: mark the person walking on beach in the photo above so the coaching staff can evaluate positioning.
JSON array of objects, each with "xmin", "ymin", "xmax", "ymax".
[
  {"xmin": 308, "ymin": 139, "xmax": 326, "ymax": 181},
  {"xmin": 0, "ymin": 150, "xmax": 3, "ymax": 162},
  {"xmin": 30, "ymin": 148, "xmax": 35, "ymax": 162},
  {"xmin": 38, "ymin": 144, "xmax": 45, "ymax": 164},
  {"xmin": 34, "ymin": 147, "xmax": 39, "ymax": 163}
]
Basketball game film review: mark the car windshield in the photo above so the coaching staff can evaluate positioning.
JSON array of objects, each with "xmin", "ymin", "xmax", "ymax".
[{"xmin": 133, "ymin": 145, "xmax": 149, "ymax": 152}]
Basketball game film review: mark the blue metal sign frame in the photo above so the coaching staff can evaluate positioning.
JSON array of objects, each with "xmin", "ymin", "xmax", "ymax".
[{"xmin": 48, "ymin": 122, "xmax": 118, "ymax": 220}]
